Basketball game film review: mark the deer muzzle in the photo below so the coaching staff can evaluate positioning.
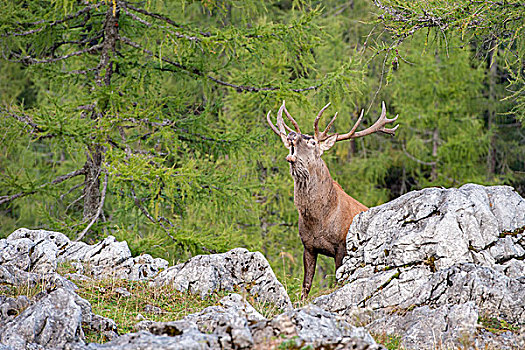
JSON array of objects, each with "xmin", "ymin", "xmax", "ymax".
[{"xmin": 286, "ymin": 133, "xmax": 297, "ymax": 163}]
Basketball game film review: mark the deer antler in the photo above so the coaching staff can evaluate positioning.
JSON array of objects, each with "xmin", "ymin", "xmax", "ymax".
[
  {"xmin": 336, "ymin": 101, "xmax": 398, "ymax": 141},
  {"xmin": 313, "ymin": 101, "xmax": 398, "ymax": 142},
  {"xmin": 313, "ymin": 103, "xmax": 340, "ymax": 142},
  {"xmin": 266, "ymin": 110, "xmax": 281, "ymax": 136},
  {"xmin": 282, "ymin": 103, "xmax": 301, "ymax": 134},
  {"xmin": 267, "ymin": 101, "xmax": 301, "ymax": 136}
]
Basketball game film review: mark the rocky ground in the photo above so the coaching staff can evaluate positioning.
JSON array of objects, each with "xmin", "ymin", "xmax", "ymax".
[{"xmin": 1, "ymin": 183, "xmax": 524, "ymax": 349}]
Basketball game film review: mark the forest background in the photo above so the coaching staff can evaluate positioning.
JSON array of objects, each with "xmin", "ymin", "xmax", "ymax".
[{"xmin": 1, "ymin": 0, "xmax": 524, "ymax": 298}]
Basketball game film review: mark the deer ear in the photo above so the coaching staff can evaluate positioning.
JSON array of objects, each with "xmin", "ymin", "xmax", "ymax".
[{"xmin": 319, "ymin": 134, "xmax": 337, "ymax": 153}]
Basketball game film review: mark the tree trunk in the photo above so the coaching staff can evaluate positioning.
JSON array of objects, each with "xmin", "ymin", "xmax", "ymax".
[
  {"xmin": 82, "ymin": 6, "xmax": 119, "ymax": 222},
  {"xmin": 83, "ymin": 145, "xmax": 103, "ymax": 220},
  {"xmin": 486, "ymin": 43, "xmax": 497, "ymax": 178}
]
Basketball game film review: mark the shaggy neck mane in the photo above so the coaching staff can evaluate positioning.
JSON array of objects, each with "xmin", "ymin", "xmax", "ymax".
[{"xmin": 291, "ymin": 158, "xmax": 337, "ymax": 221}]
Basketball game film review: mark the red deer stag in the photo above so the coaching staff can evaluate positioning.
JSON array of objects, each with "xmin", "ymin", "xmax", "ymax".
[{"xmin": 267, "ymin": 101, "xmax": 399, "ymax": 299}]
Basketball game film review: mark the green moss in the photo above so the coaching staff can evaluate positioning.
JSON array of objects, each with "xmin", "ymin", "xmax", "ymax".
[
  {"xmin": 478, "ymin": 315, "xmax": 520, "ymax": 334},
  {"xmin": 372, "ymin": 333, "xmax": 403, "ymax": 350}
]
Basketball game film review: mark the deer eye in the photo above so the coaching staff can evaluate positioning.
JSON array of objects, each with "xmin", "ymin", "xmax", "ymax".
[{"xmin": 308, "ymin": 139, "xmax": 316, "ymax": 146}]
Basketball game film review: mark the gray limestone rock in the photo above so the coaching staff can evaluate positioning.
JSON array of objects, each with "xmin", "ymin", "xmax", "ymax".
[
  {"xmin": 87, "ymin": 330, "xmax": 219, "ymax": 350},
  {"xmin": 181, "ymin": 293, "xmax": 264, "ymax": 349},
  {"xmin": 114, "ymin": 287, "xmax": 131, "ymax": 297},
  {"xmin": 0, "ymin": 288, "xmax": 91, "ymax": 349},
  {"xmin": 368, "ymin": 302, "xmax": 479, "ymax": 350},
  {"xmin": 88, "ymin": 314, "xmax": 119, "ymax": 342},
  {"xmin": 476, "ymin": 328, "xmax": 525, "ymax": 350},
  {"xmin": 0, "ymin": 295, "xmax": 30, "ymax": 328},
  {"xmin": 0, "ymin": 264, "xmax": 78, "ymax": 291},
  {"xmin": 252, "ymin": 304, "xmax": 381, "ymax": 350},
  {"xmin": 402, "ymin": 263, "xmax": 525, "ymax": 323},
  {"xmin": 130, "ymin": 294, "xmax": 265, "ymax": 349},
  {"xmin": 1, "ymin": 228, "xmax": 168, "ymax": 280},
  {"xmin": 315, "ymin": 184, "xmax": 525, "ymax": 313},
  {"xmin": 218, "ymin": 293, "xmax": 266, "ymax": 324},
  {"xmin": 338, "ymin": 184, "xmax": 525, "ymax": 284},
  {"xmin": 130, "ymin": 295, "xmax": 380, "ymax": 350},
  {"xmin": 313, "ymin": 184, "xmax": 525, "ymax": 349},
  {"xmin": 134, "ymin": 319, "xmax": 197, "ymax": 335},
  {"xmin": 153, "ymin": 248, "xmax": 292, "ymax": 310}
]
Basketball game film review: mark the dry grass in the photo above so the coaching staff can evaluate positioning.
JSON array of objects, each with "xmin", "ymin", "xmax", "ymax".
[{"xmin": 73, "ymin": 278, "xmax": 228, "ymax": 342}]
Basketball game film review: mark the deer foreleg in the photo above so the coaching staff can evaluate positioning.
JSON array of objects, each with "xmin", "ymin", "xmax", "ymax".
[
  {"xmin": 335, "ymin": 243, "xmax": 346, "ymax": 271},
  {"xmin": 301, "ymin": 249, "xmax": 317, "ymax": 300}
]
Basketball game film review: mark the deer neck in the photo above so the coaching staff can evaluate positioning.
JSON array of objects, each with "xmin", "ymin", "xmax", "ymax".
[{"xmin": 291, "ymin": 158, "xmax": 337, "ymax": 221}]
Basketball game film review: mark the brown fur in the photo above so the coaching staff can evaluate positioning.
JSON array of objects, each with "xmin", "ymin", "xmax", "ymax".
[
  {"xmin": 286, "ymin": 132, "xmax": 368, "ymax": 299},
  {"xmin": 268, "ymin": 101, "xmax": 398, "ymax": 299}
]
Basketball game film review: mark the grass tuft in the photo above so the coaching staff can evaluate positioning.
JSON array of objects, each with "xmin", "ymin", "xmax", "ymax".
[{"xmin": 478, "ymin": 315, "xmax": 520, "ymax": 335}]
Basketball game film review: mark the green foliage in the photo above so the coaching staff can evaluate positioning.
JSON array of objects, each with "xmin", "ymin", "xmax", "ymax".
[
  {"xmin": 372, "ymin": 333, "xmax": 403, "ymax": 350},
  {"xmin": 478, "ymin": 314, "xmax": 520, "ymax": 335},
  {"xmin": 387, "ymin": 33, "xmax": 490, "ymax": 188},
  {"xmin": 1, "ymin": 0, "xmax": 523, "ymax": 294},
  {"xmin": 374, "ymin": 0, "xmax": 525, "ymax": 121}
]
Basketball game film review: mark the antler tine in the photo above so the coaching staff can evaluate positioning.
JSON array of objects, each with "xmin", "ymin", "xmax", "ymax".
[
  {"xmin": 267, "ymin": 101, "xmax": 297, "ymax": 137},
  {"xmin": 314, "ymin": 102, "xmax": 331, "ymax": 140},
  {"xmin": 335, "ymin": 109, "xmax": 364, "ymax": 141},
  {"xmin": 282, "ymin": 102, "xmax": 301, "ymax": 133},
  {"xmin": 283, "ymin": 123, "xmax": 295, "ymax": 133},
  {"xmin": 276, "ymin": 101, "xmax": 288, "ymax": 136},
  {"xmin": 336, "ymin": 101, "xmax": 399, "ymax": 141},
  {"xmin": 266, "ymin": 110, "xmax": 281, "ymax": 136},
  {"xmin": 318, "ymin": 112, "xmax": 338, "ymax": 141}
]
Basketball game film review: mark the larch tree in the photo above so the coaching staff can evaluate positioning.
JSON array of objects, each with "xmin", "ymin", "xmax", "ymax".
[
  {"xmin": 0, "ymin": 1, "xmax": 359, "ymax": 254},
  {"xmin": 372, "ymin": 0, "xmax": 525, "ymax": 191}
]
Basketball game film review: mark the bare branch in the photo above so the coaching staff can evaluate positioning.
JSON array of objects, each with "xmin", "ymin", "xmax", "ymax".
[
  {"xmin": 60, "ymin": 182, "xmax": 84, "ymax": 201},
  {"xmin": 1, "ymin": 106, "xmax": 42, "ymax": 132},
  {"xmin": 43, "ymin": 33, "xmax": 104, "ymax": 57},
  {"xmin": 7, "ymin": 44, "xmax": 103, "ymax": 65},
  {"xmin": 121, "ymin": 117, "xmax": 231, "ymax": 144},
  {"xmin": 121, "ymin": 8, "xmax": 152, "ymax": 27},
  {"xmin": 120, "ymin": 36, "xmax": 321, "ymax": 93},
  {"xmin": 65, "ymin": 193, "xmax": 85, "ymax": 213},
  {"xmin": 120, "ymin": 1, "xmax": 183, "ymax": 28},
  {"xmin": 402, "ymin": 143, "xmax": 437, "ymax": 166},
  {"xmin": 207, "ymin": 74, "xmax": 321, "ymax": 93},
  {"xmin": 3, "ymin": 3, "xmax": 102, "ymax": 37},
  {"xmin": 65, "ymin": 67, "xmax": 98, "ymax": 75},
  {"xmin": 129, "ymin": 185, "xmax": 176, "ymax": 236},
  {"xmin": 121, "ymin": 6, "xmax": 201, "ymax": 42},
  {"xmin": 75, "ymin": 172, "xmax": 108, "ymax": 241},
  {"xmin": 0, "ymin": 168, "xmax": 86, "ymax": 206}
]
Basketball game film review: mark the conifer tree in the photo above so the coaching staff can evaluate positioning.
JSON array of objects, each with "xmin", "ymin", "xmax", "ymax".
[
  {"xmin": 0, "ymin": 1, "xmax": 358, "ymax": 258},
  {"xmin": 372, "ymin": 0, "xmax": 525, "ymax": 193}
]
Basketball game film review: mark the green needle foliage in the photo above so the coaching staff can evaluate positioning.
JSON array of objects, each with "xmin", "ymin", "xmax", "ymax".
[
  {"xmin": 387, "ymin": 33, "xmax": 490, "ymax": 188},
  {"xmin": 0, "ymin": 0, "xmax": 363, "ymax": 267},
  {"xmin": 1, "ymin": 0, "xmax": 523, "ymax": 296},
  {"xmin": 373, "ymin": 0, "xmax": 525, "ymax": 121}
]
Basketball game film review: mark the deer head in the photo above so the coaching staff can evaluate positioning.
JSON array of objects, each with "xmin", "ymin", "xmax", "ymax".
[{"xmin": 267, "ymin": 100, "xmax": 399, "ymax": 174}]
